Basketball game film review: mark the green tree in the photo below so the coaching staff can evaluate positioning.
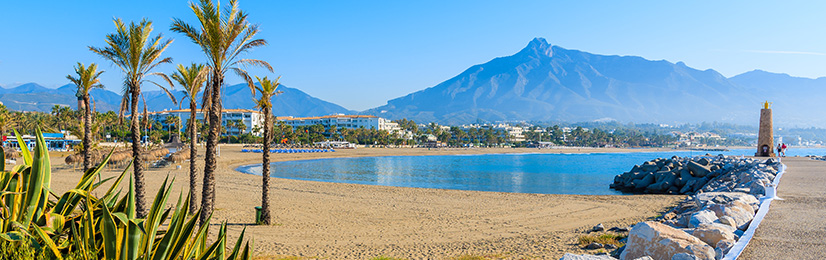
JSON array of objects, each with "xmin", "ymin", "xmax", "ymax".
[
  {"xmin": 253, "ymin": 76, "xmax": 280, "ymax": 225},
  {"xmin": 90, "ymin": 18, "xmax": 176, "ymax": 217},
  {"xmin": 172, "ymin": 63, "xmax": 207, "ymax": 214},
  {"xmin": 66, "ymin": 62, "xmax": 105, "ymax": 173},
  {"xmin": 172, "ymin": 0, "xmax": 272, "ymax": 224}
]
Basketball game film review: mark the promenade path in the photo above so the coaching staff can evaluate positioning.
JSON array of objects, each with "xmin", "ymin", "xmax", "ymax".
[{"xmin": 740, "ymin": 157, "xmax": 826, "ymax": 259}]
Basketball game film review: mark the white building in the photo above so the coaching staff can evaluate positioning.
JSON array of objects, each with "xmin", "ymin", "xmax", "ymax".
[
  {"xmin": 277, "ymin": 114, "xmax": 403, "ymax": 134},
  {"xmin": 140, "ymin": 109, "xmax": 266, "ymax": 136}
]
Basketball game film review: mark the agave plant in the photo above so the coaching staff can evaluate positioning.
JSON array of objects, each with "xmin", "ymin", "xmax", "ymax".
[{"xmin": 0, "ymin": 129, "xmax": 252, "ymax": 260}]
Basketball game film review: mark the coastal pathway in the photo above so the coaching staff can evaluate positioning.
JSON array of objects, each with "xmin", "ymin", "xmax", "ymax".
[{"xmin": 740, "ymin": 157, "xmax": 826, "ymax": 259}]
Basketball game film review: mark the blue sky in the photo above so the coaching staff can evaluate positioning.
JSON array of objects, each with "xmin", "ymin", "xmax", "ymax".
[{"xmin": 1, "ymin": 1, "xmax": 825, "ymax": 111}]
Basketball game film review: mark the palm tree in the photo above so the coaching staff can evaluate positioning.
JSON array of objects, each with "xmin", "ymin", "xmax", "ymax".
[
  {"xmin": 90, "ymin": 18, "xmax": 176, "ymax": 217},
  {"xmin": 172, "ymin": 0, "xmax": 272, "ymax": 224},
  {"xmin": 253, "ymin": 76, "xmax": 280, "ymax": 225},
  {"xmin": 66, "ymin": 62, "xmax": 105, "ymax": 173},
  {"xmin": 172, "ymin": 63, "xmax": 207, "ymax": 214},
  {"xmin": 235, "ymin": 119, "xmax": 246, "ymax": 136}
]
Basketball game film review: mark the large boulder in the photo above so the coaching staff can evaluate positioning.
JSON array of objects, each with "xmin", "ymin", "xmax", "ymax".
[
  {"xmin": 620, "ymin": 221, "xmax": 716, "ymax": 260},
  {"xmin": 692, "ymin": 224, "xmax": 736, "ymax": 247},
  {"xmin": 689, "ymin": 210, "xmax": 718, "ymax": 228}
]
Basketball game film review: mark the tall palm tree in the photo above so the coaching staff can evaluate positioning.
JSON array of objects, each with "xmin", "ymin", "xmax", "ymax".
[
  {"xmin": 224, "ymin": 120, "xmax": 236, "ymax": 142},
  {"xmin": 172, "ymin": 63, "xmax": 207, "ymax": 214},
  {"xmin": 90, "ymin": 18, "xmax": 176, "ymax": 217},
  {"xmin": 171, "ymin": 0, "xmax": 273, "ymax": 224},
  {"xmin": 253, "ymin": 76, "xmax": 280, "ymax": 225},
  {"xmin": 66, "ymin": 62, "xmax": 104, "ymax": 173}
]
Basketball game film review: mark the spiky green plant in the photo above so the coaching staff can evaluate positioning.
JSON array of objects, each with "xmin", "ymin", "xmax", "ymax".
[{"xmin": 0, "ymin": 129, "xmax": 252, "ymax": 260}]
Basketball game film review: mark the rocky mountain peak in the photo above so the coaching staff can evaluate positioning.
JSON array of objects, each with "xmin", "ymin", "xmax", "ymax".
[{"xmin": 521, "ymin": 37, "xmax": 553, "ymax": 57}]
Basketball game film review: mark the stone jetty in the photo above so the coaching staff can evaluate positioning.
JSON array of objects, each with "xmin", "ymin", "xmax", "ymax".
[
  {"xmin": 563, "ymin": 155, "xmax": 781, "ymax": 260},
  {"xmin": 610, "ymin": 155, "xmax": 779, "ymax": 197}
]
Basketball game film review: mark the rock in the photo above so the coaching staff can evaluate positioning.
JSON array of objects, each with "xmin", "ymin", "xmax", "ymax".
[
  {"xmin": 664, "ymin": 212, "xmax": 677, "ymax": 220},
  {"xmin": 606, "ymin": 244, "xmax": 618, "ymax": 250},
  {"xmin": 672, "ymin": 253, "xmax": 700, "ymax": 260},
  {"xmin": 609, "ymin": 226, "xmax": 630, "ymax": 232},
  {"xmin": 633, "ymin": 174, "xmax": 655, "ymax": 189},
  {"xmin": 593, "ymin": 223, "xmax": 605, "ymax": 232},
  {"xmin": 718, "ymin": 216, "xmax": 737, "ymax": 228},
  {"xmin": 692, "ymin": 224, "xmax": 736, "ymax": 247},
  {"xmin": 715, "ymin": 239, "xmax": 735, "ymax": 256},
  {"xmin": 620, "ymin": 221, "xmax": 715, "ymax": 260},
  {"xmin": 632, "ymin": 257, "xmax": 654, "ymax": 260},
  {"xmin": 688, "ymin": 161, "xmax": 711, "ymax": 177},
  {"xmin": 560, "ymin": 253, "xmax": 618, "ymax": 260},
  {"xmin": 689, "ymin": 210, "xmax": 718, "ymax": 228},
  {"xmin": 586, "ymin": 242, "xmax": 605, "ymax": 249}
]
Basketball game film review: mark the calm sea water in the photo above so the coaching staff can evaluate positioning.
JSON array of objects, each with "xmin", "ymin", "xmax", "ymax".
[{"xmin": 236, "ymin": 148, "xmax": 826, "ymax": 195}]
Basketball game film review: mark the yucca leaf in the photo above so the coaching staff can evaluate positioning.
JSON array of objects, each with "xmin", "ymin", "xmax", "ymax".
[
  {"xmin": 194, "ymin": 231, "xmax": 224, "ymax": 260},
  {"xmin": 239, "ymin": 240, "xmax": 252, "ymax": 260},
  {"xmin": 141, "ymin": 176, "xmax": 172, "ymax": 256},
  {"xmin": 225, "ymin": 226, "xmax": 246, "ymax": 260},
  {"xmin": 100, "ymin": 201, "xmax": 118, "ymax": 260},
  {"xmin": 0, "ymin": 231, "xmax": 25, "ymax": 241},
  {"xmin": 14, "ymin": 129, "xmax": 32, "ymax": 165},
  {"xmin": 32, "ymin": 224, "xmax": 63, "ymax": 260},
  {"xmin": 124, "ymin": 219, "xmax": 141, "ymax": 260},
  {"xmin": 21, "ymin": 130, "xmax": 47, "ymax": 227},
  {"xmin": 165, "ymin": 203, "xmax": 201, "ymax": 260},
  {"xmin": 183, "ymin": 213, "xmax": 213, "ymax": 259},
  {"xmin": 216, "ymin": 222, "xmax": 227, "ymax": 259}
]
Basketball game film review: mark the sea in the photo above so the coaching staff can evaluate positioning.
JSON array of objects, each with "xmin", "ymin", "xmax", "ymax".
[{"xmin": 235, "ymin": 148, "xmax": 826, "ymax": 195}]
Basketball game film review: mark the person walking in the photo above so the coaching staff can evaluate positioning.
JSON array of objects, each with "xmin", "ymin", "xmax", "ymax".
[
  {"xmin": 777, "ymin": 144, "xmax": 782, "ymax": 157},
  {"xmin": 781, "ymin": 143, "xmax": 787, "ymax": 157}
]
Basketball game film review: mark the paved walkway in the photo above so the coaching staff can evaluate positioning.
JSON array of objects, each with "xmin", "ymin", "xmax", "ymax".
[{"xmin": 740, "ymin": 157, "xmax": 826, "ymax": 259}]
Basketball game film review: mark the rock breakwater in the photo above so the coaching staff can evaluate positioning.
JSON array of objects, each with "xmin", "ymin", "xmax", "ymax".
[
  {"xmin": 610, "ymin": 155, "xmax": 780, "ymax": 197},
  {"xmin": 565, "ymin": 156, "xmax": 781, "ymax": 260}
]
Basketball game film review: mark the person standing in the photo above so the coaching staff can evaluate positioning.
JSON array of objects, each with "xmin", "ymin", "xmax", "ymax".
[{"xmin": 777, "ymin": 144, "xmax": 782, "ymax": 157}]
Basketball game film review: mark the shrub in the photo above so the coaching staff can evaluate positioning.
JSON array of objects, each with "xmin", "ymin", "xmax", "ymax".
[{"xmin": 0, "ymin": 129, "xmax": 252, "ymax": 260}]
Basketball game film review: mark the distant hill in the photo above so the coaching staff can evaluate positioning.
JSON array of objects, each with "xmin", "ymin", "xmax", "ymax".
[
  {"xmin": 729, "ymin": 70, "xmax": 826, "ymax": 127},
  {"xmin": 0, "ymin": 82, "xmax": 354, "ymax": 117},
  {"xmin": 365, "ymin": 38, "xmax": 762, "ymax": 125}
]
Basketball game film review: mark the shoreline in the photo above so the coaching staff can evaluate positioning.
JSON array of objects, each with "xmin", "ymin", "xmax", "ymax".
[{"xmin": 47, "ymin": 146, "xmax": 696, "ymax": 259}]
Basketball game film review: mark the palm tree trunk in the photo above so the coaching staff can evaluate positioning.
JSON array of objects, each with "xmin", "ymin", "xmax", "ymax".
[
  {"xmin": 201, "ymin": 74, "xmax": 222, "ymax": 225},
  {"xmin": 131, "ymin": 88, "xmax": 147, "ymax": 218},
  {"xmin": 261, "ymin": 108, "xmax": 271, "ymax": 225},
  {"xmin": 83, "ymin": 95, "xmax": 92, "ymax": 173},
  {"xmin": 188, "ymin": 103, "xmax": 198, "ymax": 215}
]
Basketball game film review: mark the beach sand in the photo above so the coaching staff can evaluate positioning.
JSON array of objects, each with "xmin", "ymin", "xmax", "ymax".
[{"xmin": 48, "ymin": 146, "xmax": 685, "ymax": 259}]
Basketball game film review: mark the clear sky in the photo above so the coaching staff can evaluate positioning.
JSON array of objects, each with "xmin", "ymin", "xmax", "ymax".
[{"xmin": 1, "ymin": 1, "xmax": 825, "ymax": 111}]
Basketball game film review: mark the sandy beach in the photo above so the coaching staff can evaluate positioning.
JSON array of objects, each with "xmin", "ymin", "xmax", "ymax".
[{"xmin": 47, "ymin": 146, "xmax": 686, "ymax": 259}]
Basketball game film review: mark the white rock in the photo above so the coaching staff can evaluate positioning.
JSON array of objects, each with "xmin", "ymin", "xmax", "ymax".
[
  {"xmin": 692, "ymin": 224, "xmax": 736, "ymax": 247},
  {"xmin": 620, "ymin": 221, "xmax": 715, "ymax": 260},
  {"xmin": 689, "ymin": 210, "xmax": 718, "ymax": 228},
  {"xmin": 718, "ymin": 216, "xmax": 737, "ymax": 228}
]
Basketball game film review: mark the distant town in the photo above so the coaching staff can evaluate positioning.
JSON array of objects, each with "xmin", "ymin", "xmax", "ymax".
[{"xmin": 4, "ymin": 104, "xmax": 823, "ymax": 151}]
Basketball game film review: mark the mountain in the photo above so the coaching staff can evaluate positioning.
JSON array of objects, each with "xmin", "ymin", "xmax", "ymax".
[
  {"xmin": 0, "ymin": 83, "xmax": 354, "ymax": 117},
  {"xmin": 729, "ymin": 70, "xmax": 826, "ymax": 127},
  {"xmin": 366, "ymin": 38, "xmax": 762, "ymax": 125}
]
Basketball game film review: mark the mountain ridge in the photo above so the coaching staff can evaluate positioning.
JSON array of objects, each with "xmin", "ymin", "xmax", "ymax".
[
  {"xmin": 365, "ymin": 37, "xmax": 761, "ymax": 125},
  {"xmin": 0, "ymin": 82, "xmax": 354, "ymax": 117}
]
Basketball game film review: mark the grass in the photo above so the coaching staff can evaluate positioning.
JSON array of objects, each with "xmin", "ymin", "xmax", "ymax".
[{"xmin": 577, "ymin": 233, "xmax": 627, "ymax": 247}]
